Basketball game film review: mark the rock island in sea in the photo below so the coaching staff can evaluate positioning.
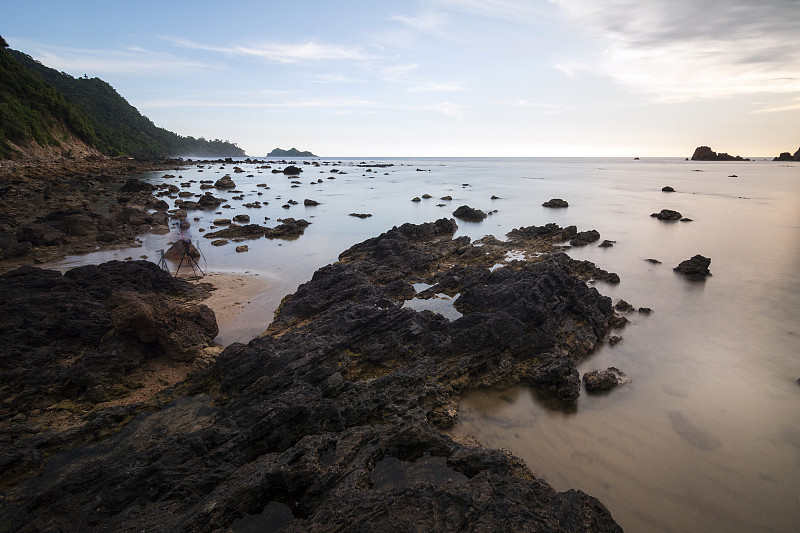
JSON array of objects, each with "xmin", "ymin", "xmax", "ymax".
[{"xmin": 0, "ymin": 218, "xmax": 626, "ymax": 531}]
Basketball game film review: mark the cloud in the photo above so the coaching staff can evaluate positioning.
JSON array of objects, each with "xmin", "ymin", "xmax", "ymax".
[
  {"xmin": 167, "ymin": 37, "xmax": 372, "ymax": 63},
  {"xmin": 751, "ymin": 97, "xmax": 800, "ymax": 114},
  {"xmin": 392, "ymin": 11, "xmax": 447, "ymax": 32},
  {"xmin": 408, "ymin": 82, "xmax": 466, "ymax": 92},
  {"xmin": 381, "ymin": 63, "xmax": 420, "ymax": 81},
  {"xmin": 553, "ymin": 0, "xmax": 800, "ymax": 100},
  {"xmin": 431, "ymin": 0, "xmax": 550, "ymax": 21},
  {"xmin": 10, "ymin": 40, "xmax": 214, "ymax": 75},
  {"xmin": 138, "ymin": 97, "xmax": 382, "ymax": 109},
  {"xmin": 415, "ymin": 102, "xmax": 467, "ymax": 120},
  {"xmin": 310, "ymin": 73, "xmax": 366, "ymax": 84},
  {"xmin": 497, "ymin": 99, "xmax": 571, "ymax": 114}
]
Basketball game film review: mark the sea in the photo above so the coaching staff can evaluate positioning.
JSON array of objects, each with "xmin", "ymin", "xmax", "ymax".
[{"xmin": 52, "ymin": 156, "xmax": 800, "ymax": 532}]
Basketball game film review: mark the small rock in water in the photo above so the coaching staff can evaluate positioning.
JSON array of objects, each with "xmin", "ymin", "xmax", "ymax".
[
  {"xmin": 614, "ymin": 300, "xmax": 634, "ymax": 312},
  {"xmin": 542, "ymin": 198, "xmax": 569, "ymax": 208},
  {"xmin": 599, "ymin": 240, "xmax": 616, "ymax": 248},
  {"xmin": 651, "ymin": 209, "xmax": 682, "ymax": 221},
  {"xmin": 674, "ymin": 254, "xmax": 712, "ymax": 278},
  {"xmin": 638, "ymin": 307, "xmax": 653, "ymax": 314},
  {"xmin": 349, "ymin": 213, "xmax": 372, "ymax": 219},
  {"xmin": 583, "ymin": 368, "xmax": 628, "ymax": 392},
  {"xmin": 411, "ymin": 197, "xmax": 421, "ymax": 202},
  {"xmin": 645, "ymin": 258, "xmax": 662, "ymax": 264},
  {"xmin": 453, "ymin": 205, "xmax": 487, "ymax": 221},
  {"xmin": 662, "ymin": 186, "xmax": 675, "ymax": 192},
  {"xmin": 235, "ymin": 245, "xmax": 249, "ymax": 253}
]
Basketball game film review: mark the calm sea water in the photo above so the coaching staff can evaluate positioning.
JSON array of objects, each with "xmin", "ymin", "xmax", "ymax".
[{"xmin": 53, "ymin": 157, "xmax": 800, "ymax": 532}]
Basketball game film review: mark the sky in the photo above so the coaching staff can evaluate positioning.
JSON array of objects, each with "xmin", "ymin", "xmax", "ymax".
[{"xmin": 4, "ymin": 0, "xmax": 799, "ymax": 157}]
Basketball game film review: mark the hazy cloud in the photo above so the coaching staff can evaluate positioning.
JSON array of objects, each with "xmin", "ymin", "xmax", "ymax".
[
  {"xmin": 498, "ymin": 99, "xmax": 571, "ymax": 114},
  {"xmin": 168, "ymin": 37, "xmax": 372, "ymax": 63},
  {"xmin": 408, "ymin": 82, "xmax": 466, "ymax": 92},
  {"xmin": 12, "ymin": 41, "xmax": 214, "ymax": 75},
  {"xmin": 553, "ymin": 0, "xmax": 800, "ymax": 100}
]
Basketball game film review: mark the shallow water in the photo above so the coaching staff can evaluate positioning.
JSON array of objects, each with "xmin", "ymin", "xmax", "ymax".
[{"xmin": 52, "ymin": 157, "xmax": 800, "ymax": 531}]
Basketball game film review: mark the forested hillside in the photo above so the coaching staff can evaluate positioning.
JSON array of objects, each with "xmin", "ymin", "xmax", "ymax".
[{"xmin": 0, "ymin": 37, "xmax": 245, "ymax": 159}]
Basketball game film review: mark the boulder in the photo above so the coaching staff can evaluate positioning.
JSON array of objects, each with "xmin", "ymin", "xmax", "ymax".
[
  {"xmin": 214, "ymin": 176, "xmax": 236, "ymax": 189},
  {"xmin": 303, "ymin": 199, "xmax": 320, "ymax": 206},
  {"xmin": 107, "ymin": 291, "xmax": 218, "ymax": 361},
  {"xmin": 283, "ymin": 165, "xmax": 302, "ymax": 175},
  {"xmin": 674, "ymin": 255, "xmax": 712, "ymax": 278},
  {"xmin": 453, "ymin": 205, "xmax": 487, "ymax": 221},
  {"xmin": 662, "ymin": 186, "xmax": 675, "ymax": 192},
  {"xmin": 542, "ymin": 198, "xmax": 569, "ymax": 208},
  {"xmin": 584, "ymin": 368, "xmax": 624, "ymax": 392},
  {"xmin": 651, "ymin": 209, "xmax": 682, "ymax": 221}
]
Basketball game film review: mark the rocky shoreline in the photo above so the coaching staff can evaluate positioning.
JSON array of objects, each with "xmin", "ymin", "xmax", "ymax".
[{"xmin": 0, "ymin": 216, "xmax": 627, "ymax": 531}]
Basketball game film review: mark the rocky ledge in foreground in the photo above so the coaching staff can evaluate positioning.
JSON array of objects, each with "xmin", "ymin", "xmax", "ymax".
[{"xmin": 1, "ymin": 220, "xmax": 625, "ymax": 532}]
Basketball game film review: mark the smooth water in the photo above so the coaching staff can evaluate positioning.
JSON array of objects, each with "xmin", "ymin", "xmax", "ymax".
[{"xmin": 52, "ymin": 157, "xmax": 800, "ymax": 531}]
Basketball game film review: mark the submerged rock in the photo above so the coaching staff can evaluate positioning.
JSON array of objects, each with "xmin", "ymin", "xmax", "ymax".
[{"xmin": 674, "ymin": 254, "xmax": 712, "ymax": 278}]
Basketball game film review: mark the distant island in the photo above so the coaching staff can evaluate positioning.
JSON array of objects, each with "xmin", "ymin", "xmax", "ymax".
[
  {"xmin": 690, "ymin": 146, "xmax": 750, "ymax": 161},
  {"xmin": 267, "ymin": 147, "xmax": 317, "ymax": 157}
]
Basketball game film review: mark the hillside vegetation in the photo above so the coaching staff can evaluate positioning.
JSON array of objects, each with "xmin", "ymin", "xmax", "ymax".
[{"xmin": 0, "ymin": 37, "xmax": 244, "ymax": 159}]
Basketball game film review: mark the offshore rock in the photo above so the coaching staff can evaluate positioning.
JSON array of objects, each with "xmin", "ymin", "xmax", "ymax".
[
  {"xmin": 674, "ymin": 254, "xmax": 712, "ymax": 278},
  {"xmin": 0, "ymin": 221, "xmax": 624, "ymax": 532},
  {"xmin": 583, "ymin": 368, "xmax": 628, "ymax": 392},
  {"xmin": 542, "ymin": 198, "xmax": 569, "ymax": 208},
  {"xmin": 203, "ymin": 218, "xmax": 310, "ymax": 240},
  {"xmin": 453, "ymin": 205, "xmax": 487, "ymax": 221},
  {"xmin": 651, "ymin": 209, "xmax": 682, "ymax": 221},
  {"xmin": 691, "ymin": 146, "xmax": 750, "ymax": 161}
]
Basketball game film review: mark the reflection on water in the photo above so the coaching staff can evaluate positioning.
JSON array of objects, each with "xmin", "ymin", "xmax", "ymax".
[{"xmin": 47, "ymin": 157, "xmax": 800, "ymax": 531}]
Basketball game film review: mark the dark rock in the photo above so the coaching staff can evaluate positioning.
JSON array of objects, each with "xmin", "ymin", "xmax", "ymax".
[
  {"xmin": 772, "ymin": 148, "xmax": 800, "ymax": 161},
  {"xmin": 583, "ymin": 368, "xmax": 626, "ymax": 392},
  {"xmin": 214, "ymin": 176, "xmax": 236, "ymax": 189},
  {"xmin": 674, "ymin": 254, "xmax": 712, "ymax": 278},
  {"xmin": 107, "ymin": 291, "xmax": 217, "ymax": 361},
  {"xmin": 691, "ymin": 146, "xmax": 750, "ymax": 161},
  {"xmin": 17, "ymin": 223, "xmax": 67, "ymax": 246},
  {"xmin": 570, "ymin": 229, "xmax": 600, "ymax": 246},
  {"xmin": 651, "ymin": 209, "xmax": 682, "ymax": 221},
  {"xmin": 282, "ymin": 165, "xmax": 302, "ymax": 175},
  {"xmin": 453, "ymin": 205, "xmax": 487, "ymax": 221},
  {"xmin": 614, "ymin": 300, "xmax": 634, "ymax": 312},
  {"xmin": 598, "ymin": 240, "xmax": 615, "ymax": 248},
  {"xmin": 349, "ymin": 213, "xmax": 372, "ymax": 218},
  {"xmin": 235, "ymin": 245, "xmax": 248, "ymax": 253},
  {"xmin": 662, "ymin": 186, "xmax": 675, "ymax": 192},
  {"xmin": 233, "ymin": 214, "xmax": 250, "ymax": 223},
  {"xmin": 638, "ymin": 307, "xmax": 653, "ymax": 314},
  {"xmin": 303, "ymin": 199, "xmax": 320, "ymax": 206},
  {"xmin": 645, "ymin": 258, "xmax": 662, "ymax": 264},
  {"xmin": 542, "ymin": 198, "xmax": 569, "ymax": 208},
  {"xmin": 411, "ymin": 197, "xmax": 421, "ymax": 202},
  {"xmin": 440, "ymin": 195, "xmax": 452, "ymax": 201},
  {"xmin": 0, "ymin": 225, "xmax": 625, "ymax": 533},
  {"xmin": 119, "ymin": 179, "xmax": 155, "ymax": 193}
]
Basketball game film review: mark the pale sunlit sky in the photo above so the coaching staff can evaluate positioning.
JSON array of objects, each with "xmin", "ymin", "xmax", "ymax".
[{"xmin": 4, "ymin": 0, "xmax": 799, "ymax": 157}]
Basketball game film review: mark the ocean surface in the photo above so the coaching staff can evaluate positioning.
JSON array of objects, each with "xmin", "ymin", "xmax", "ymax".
[{"xmin": 53, "ymin": 157, "xmax": 800, "ymax": 532}]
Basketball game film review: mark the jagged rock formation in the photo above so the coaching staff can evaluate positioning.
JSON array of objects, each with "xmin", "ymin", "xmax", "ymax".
[
  {"xmin": 773, "ymin": 147, "xmax": 800, "ymax": 161},
  {"xmin": 0, "ymin": 220, "xmax": 625, "ymax": 531},
  {"xmin": 690, "ymin": 146, "xmax": 750, "ymax": 161},
  {"xmin": 267, "ymin": 147, "xmax": 317, "ymax": 158},
  {"xmin": 674, "ymin": 254, "xmax": 712, "ymax": 278}
]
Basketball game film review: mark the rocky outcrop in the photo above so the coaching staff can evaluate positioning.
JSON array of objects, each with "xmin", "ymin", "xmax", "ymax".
[
  {"xmin": 674, "ymin": 255, "xmax": 712, "ymax": 278},
  {"xmin": 452, "ymin": 205, "xmax": 487, "ymax": 221},
  {"xmin": 214, "ymin": 176, "xmax": 236, "ymax": 188},
  {"xmin": 651, "ymin": 209, "xmax": 682, "ymax": 221},
  {"xmin": 773, "ymin": 147, "xmax": 800, "ymax": 161},
  {"xmin": 542, "ymin": 198, "xmax": 569, "ymax": 208},
  {"xmin": 203, "ymin": 218, "xmax": 310, "ymax": 240},
  {"xmin": 0, "ymin": 221, "xmax": 625, "ymax": 531},
  {"xmin": 570, "ymin": 229, "xmax": 601, "ymax": 246},
  {"xmin": 583, "ymin": 368, "xmax": 629, "ymax": 392},
  {"xmin": 691, "ymin": 146, "xmax": 750, "ymax": 161}
]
